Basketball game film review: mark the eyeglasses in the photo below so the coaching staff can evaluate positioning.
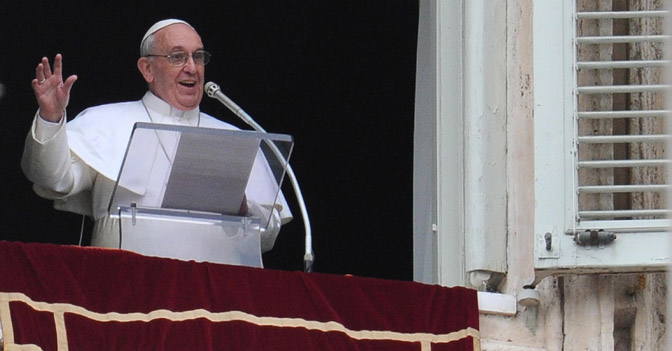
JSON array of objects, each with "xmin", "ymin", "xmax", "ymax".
[{"xmin": 145, "ymin": 50, "xmax": 211, "ymax": 66}]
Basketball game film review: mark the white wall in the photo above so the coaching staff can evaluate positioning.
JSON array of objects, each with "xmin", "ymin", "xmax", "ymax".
[{"xmin": 414, "ymin": 1, "xmax": 669, "ymax": 349}]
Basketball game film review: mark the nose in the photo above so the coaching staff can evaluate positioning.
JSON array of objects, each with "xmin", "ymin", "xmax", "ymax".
[{"xmin": 182, "ymin": 55, "xmax": 198, "ymax": 73}]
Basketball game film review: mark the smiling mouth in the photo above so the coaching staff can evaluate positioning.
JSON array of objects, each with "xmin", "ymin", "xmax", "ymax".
[{"xmin": 179, "ymin": 80, "xmax": 197, "ymax": 88}]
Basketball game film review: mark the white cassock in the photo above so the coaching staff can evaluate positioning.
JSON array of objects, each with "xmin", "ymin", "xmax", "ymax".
[{"xmin": 22, "ymin": 91, "xmax": 292, "ymax": 256}]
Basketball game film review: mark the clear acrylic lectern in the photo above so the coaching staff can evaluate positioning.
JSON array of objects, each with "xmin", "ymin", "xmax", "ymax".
[{"xmin": 108, "ymin": 122, "xmax": 293, "ymax": 267}]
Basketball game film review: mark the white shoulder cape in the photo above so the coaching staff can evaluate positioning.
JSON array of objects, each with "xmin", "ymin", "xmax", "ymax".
[{"xmin": 57, "ymin": 92, "xmax": 292, "ymax": 223}]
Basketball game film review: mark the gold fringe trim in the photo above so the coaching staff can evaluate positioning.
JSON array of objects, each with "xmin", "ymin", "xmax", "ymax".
[{"xmin": 1, "ymin": 292, "xmax": 480, "ymax": 350}]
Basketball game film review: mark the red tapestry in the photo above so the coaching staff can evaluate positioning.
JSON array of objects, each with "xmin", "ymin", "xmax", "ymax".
[{"xmin": 0, "ymin": 241, "xmax": 480, "ymax": 350}]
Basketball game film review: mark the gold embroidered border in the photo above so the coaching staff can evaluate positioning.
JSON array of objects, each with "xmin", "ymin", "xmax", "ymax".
[{"xmin": 0, "ymin": 292, "xmax": 480, "ymax": 351}]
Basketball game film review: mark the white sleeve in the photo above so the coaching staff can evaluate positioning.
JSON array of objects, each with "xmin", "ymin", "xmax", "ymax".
[
  {"xmin": 247, "ymin": 200, "xmax": 283, "ymax": 253},
  {"xmin": 21, "ymin": 111, "xmax": 95, "ymax": 199}
]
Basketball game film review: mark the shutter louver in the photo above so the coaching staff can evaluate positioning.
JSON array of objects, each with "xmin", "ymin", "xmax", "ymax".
[
  {"xmin": 574, "ymin": 2, "xmax": 670, "ymax": 231},
  {"xmin": 532, "ymin": 0, "xmax": 671, "ymax": 275}
]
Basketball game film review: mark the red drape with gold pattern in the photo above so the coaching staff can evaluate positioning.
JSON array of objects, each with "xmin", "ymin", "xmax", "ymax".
[{"xmin": 0, "ymin": 241, "xmax": 479, "ymax": 350}]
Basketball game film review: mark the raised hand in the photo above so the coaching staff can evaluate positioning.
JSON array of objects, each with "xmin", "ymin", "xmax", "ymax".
[{"xmin": 31, "ymin": 54, "xmax": 78, "ymax": 122}]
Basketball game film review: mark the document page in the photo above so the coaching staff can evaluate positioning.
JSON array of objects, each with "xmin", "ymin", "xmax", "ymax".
[{"xmin": 161, "ymin": 131, "xmax": 260, "ymax": 215}]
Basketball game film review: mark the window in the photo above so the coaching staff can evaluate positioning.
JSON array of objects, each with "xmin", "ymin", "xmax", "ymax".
[{"xmin": 534, "ymin": 0, "xmax": 670, "ymax": 275}]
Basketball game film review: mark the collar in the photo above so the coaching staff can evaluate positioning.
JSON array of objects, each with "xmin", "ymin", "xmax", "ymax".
[{"xmin": 141, "ymin": 91, "xmax": 201, "ymax": 122}]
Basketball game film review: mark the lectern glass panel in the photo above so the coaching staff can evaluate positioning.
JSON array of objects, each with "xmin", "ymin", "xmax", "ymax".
[{"xmin": 108, "ymin": 122, "xmax": 293, "ymax": 266}]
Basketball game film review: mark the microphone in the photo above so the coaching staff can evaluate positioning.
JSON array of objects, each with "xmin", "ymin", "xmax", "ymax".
[
  {"xmin": 205, "ymin": 81, "xmax": 314, "ymax": 272},
  {"xmin": 205, "ymin": 82, "xmax": 248, "ymax": 125}
]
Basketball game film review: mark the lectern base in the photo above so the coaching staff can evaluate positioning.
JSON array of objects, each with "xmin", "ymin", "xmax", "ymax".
[{"xmin": 117, "ymin": 206, "xmax": 263, "ymax": 267}]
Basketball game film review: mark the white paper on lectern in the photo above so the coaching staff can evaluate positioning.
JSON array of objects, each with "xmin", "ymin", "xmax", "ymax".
[{"xmin": 161, "ymin": 131, "xmax": 261, "ymax": 215}]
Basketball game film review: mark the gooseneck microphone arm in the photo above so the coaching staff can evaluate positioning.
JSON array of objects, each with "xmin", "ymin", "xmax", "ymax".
[{"xmin": 205, "ymin": 81, "xmax": 314, "ymax": 273}]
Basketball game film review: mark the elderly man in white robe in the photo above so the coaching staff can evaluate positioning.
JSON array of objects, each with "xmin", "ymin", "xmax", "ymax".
[{"xmin": 21, "ymin": 19, "xmax": 292, "ymax": 265}]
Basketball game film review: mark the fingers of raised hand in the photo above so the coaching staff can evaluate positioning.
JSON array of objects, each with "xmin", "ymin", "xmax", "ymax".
[
  {"xmin": 52, "ymin": 54, "xmax": 63, "ymax": 77},
  {"xmin": 35, "ymin": 62, "xmax": 47, "ymax": 86},
  {"xmin": 34, "ymin": 54, "xmax": 63, "ymax": 86}
]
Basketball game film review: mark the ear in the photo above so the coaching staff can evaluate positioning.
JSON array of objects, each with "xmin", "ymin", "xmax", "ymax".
[{"xmin": 137, "ymin": 57, "xmax": 154, "ymax": 83}]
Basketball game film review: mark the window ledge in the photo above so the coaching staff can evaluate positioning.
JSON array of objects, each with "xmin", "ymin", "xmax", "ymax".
[{"xmin": 478, "ymin": 291, "xmax": 517, "ymax": 316}]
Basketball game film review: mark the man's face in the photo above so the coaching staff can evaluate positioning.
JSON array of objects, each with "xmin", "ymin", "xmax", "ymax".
[{"xmin": 138, "ymin": 24, "xmax": 205, "ymax": 111}]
